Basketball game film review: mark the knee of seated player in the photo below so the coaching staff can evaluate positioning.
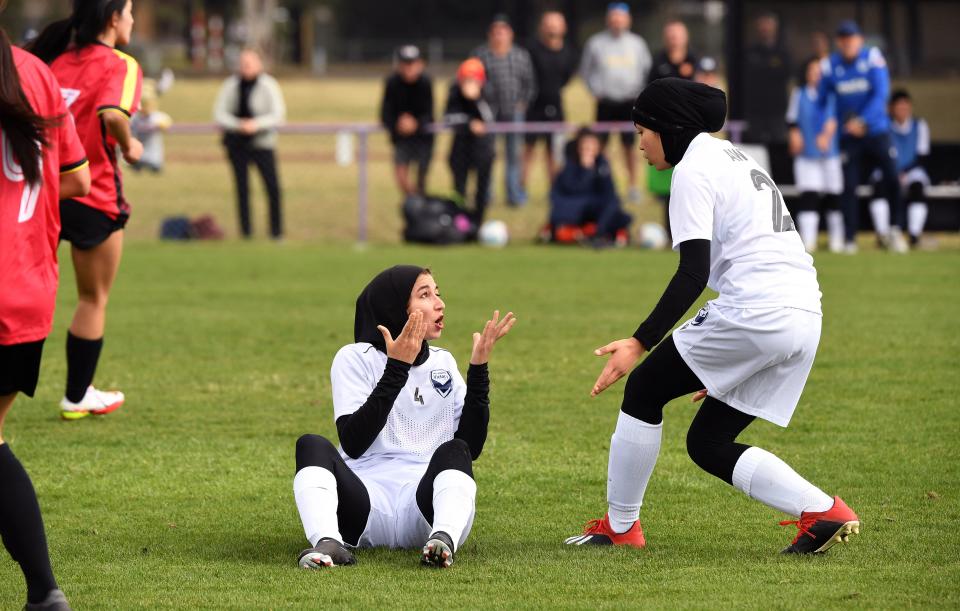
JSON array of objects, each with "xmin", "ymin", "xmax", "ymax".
[
  {"xmin": 907, "ymin": 181, "xmax": 926, "ymax": 202},
  {"xmin": 432, "ymin": 439, "xmax": 473, "ymax": 474},
  {"xmin": 295, "ymin": 434, "xmax": 339, "ymax": 472}
]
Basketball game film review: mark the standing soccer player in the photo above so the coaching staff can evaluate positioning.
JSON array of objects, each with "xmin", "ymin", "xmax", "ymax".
[
  {"xmin": 1, "ymin": 8, "xmax": 90, "ymax": 607},
  {"xmin": 565, "ymin": 78, "xmax": 860, "ymax": 555},
  {"xmin": 29, "ymin": 0, "xmax": 143, "ymax": 419},
  {"xmin": 293, "ymin": 266, "xmax": 514, "ymax": 568}
]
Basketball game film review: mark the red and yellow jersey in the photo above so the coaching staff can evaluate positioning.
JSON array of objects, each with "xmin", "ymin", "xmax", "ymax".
[
  {"xmin": 51, "ymin": 42, "xmax": 142, "ymax": 219},
  {"xmin": 1, "ymin": 47, "xmax": 87, "ymax": 345}
]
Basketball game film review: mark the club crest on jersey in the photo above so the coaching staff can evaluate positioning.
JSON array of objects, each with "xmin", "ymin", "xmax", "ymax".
[
  {"xmin": 691, "ymin": 307, "xmax": 709, "ymax": 326},
  {"xmin": 431, "ymin": 370, "xmax": 453, "ymax": 398}
]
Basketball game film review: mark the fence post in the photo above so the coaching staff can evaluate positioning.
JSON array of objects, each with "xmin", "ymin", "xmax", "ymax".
[{"xmin": 357, "ymin": 129, "xmax": 368, "ymax": 243}]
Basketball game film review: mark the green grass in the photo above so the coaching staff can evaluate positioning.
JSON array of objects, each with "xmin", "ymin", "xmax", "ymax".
[{"xmin": 1, "ymin": 243, "xmax": 959, "ymax": 608}]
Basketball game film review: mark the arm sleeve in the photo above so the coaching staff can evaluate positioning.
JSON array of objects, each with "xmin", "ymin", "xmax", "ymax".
[
  {"xmin": 379, "ymin": 78, "xmax": 396, "ymax": 130},
  {"xmin": 862, "ymin": 49, "xmax": 890, "ymax": 123},
  {"xmin": 331, "ymin": 348, "xmax": 411, "ymax": 459},
  {"xmin": 816, "ymin": 57, "xmax": 834, "ymax": 113},
  {"xmin": 521, "ymin": 51, "xmax": 537, "ymax": 105},
  {"xmin": 213, "ymin": 79, "xmax": 240, "ymax": 130},
  {"xmin": 96, "ymin": 54, "xmax": 142, "ymax": 118},
  {"xmin": 56, "ymin": 94, "xmax": 87, "ymax": 173},
  {"xmin": 785, "ymin": 87, "xmax": 800, "ymax": 126},
  {"xmin": 253, "ymin": 77, "xmax": 286, "ymax": 131},
  {"xmin": 633, "ymin": 239, "xmax": 711, "ymax": 350},
  {"xmin": 917, "ymin": 119, "xmax": 931, "ymax": 156},
  {"xmin": 418, "ymin": 78, "xmax": 434, "ymax": 127},
  {"xmin": 579, "ymin": 41, "xmax": 598, "ymax": 96},
  {"xmin": 454, "ymin": 364, "xmax": 490, "ymax": 460},
  {"xmin": 668, "ymin": 166, "xmax": 715, "ymax": 247}
]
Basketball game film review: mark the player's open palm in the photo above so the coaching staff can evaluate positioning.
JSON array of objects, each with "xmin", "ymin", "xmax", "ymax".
[
  {"xmin": 378, "ymin": 311, "xmax": 427, "ymax": 364},
  {"xmin": 470, "ymin": 310, "xmax": 516, "ymax": 365},
  {"xmin": 591, "ymin": 338, "xmax": 646, "ymax": 397}
]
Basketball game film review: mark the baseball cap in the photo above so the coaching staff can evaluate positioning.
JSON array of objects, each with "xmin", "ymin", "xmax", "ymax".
[
  {"xmin": 608, "ymin": 2, "xmax": 630, "ymax": 13},
  {"xmin": 457, "ymin": 58, "xmax": 486, "ymax": 84},
  {"xmin": 698, "ymin": 56, "xmax": 718, "ymax": 73},
  {"xmin": 491, "ymin": 13, "xmax": 511, "ymax": 27},
  {"xmin": 836, "ymin": 20, "xmax": 861, "ymax": 37},
  {"xmin": 396, "ymin": 45, "xmax": 421, "ymax": 63}
]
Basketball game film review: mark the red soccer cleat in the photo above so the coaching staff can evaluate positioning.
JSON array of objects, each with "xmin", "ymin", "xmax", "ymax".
[
  {"xmin": 780, "ymin": 496, "xmax": 860, "ymax": 554},
  {"xmin": 564, "ymin": 514, "xmax": 646, "ymax": 548}
]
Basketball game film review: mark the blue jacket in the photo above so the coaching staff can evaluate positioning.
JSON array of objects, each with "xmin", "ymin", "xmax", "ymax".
[
  {"xmin": 786, "ymin": 85, "xmax": 838, "ymax": 159},
  {"xmin": 549, "ymin": 154, "xmax": 619, "ymax": 223},
  {"xmin": 818, "ymin": 47, "xmax": 890, "ymax": 136}
]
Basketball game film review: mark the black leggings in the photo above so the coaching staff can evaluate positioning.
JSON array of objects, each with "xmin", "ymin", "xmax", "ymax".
[
  {"xmin": 621, "ymin": 336, "xmax": 756, "ymax": 485},
  {"xmin": 295, "ymin": 435, "xmax": 473, "ymax": 546}
]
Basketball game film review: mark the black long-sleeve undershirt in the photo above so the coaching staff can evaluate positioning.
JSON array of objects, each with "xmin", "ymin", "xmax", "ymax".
[
  {"xmin": 335, "ymin": 359, "xmax": 491, "ymax": 460},
  {"xmin": 633, "ymin": 239, "xmax": 711, "ymax": 351}
]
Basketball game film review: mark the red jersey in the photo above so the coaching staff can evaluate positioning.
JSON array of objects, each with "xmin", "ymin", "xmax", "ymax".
[
  {"xmin": 0, "ymin": 47, "xmax": 87, "ymax": 345},
  {"xmin": 51, "ymin": 43, "xmax": 142, "ymax": 220}
]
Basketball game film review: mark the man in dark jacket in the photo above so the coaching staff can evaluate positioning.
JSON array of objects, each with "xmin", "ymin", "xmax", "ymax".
[
  {"xmin": 380, "ymin": 45, "xmax": 434, "ymax": 197},
  {"xmin": 649, "ymin": 20, "xmax": 698, "ymax": 82}
]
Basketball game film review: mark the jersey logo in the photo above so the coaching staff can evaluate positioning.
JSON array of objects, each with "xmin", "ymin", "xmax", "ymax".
[
  {"xmin": 413, "ymin": 387, "xmax": 424, "ymax": 405},
  {"xmin": 691, "ymin": 307, "xmax": 709, "ymax": 326},
  {"xmin": 430, "ymin": 370, "xmax": 453, "ymax": 398},
  {"xmin": 60, "ymin": 88, "xmax": 81, "ymax": 108}
]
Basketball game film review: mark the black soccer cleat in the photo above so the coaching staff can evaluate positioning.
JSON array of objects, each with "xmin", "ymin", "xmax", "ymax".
[
  {"xmin": 421, "ymin": 531, "xmax": 455, "ymax": 568},
  {"xmin": 780, "ymin": 496, "xmax": 861, "ymax": 554},
  {"xmin": 298, "ymin": 537, "xmax": 357, "ymax": 568},
  {"xmin": 23, "ymin": 589, "xmax": 71, "ymax": 611}
]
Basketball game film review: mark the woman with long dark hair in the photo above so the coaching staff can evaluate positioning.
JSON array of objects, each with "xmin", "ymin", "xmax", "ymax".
[
  {"xmin": 28, "ymin": 0, "xmax": 143, "ymax": 420},
  {"xmin": 1, "ymin": 0, "xmax": 90, "ymax": 606}
]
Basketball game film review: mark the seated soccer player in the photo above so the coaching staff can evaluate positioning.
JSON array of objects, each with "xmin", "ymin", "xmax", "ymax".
[
  {"xmin": 293, "ymin": 266, "xmax": 515, "ymax": 568},
  {"xmin": 549, "ymin": 127, "xmax": 632, "ymax": 246}
]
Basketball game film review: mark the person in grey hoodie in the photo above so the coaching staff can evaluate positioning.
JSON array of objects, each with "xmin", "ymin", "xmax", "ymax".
[
  {"xmin": 214, "ymin": 48, "xmax": 286, "ymax": 239},
  {"xmin": 579, "ymin": 2, "xmax": 652, "ymax": 202}
]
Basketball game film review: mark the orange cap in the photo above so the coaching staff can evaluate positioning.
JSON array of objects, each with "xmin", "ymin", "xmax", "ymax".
[{"xmin": 456, "ymin": 58, "xmax": 486, "ymax": 84}]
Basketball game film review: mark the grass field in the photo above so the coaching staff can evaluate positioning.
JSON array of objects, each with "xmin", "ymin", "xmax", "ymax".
[{"xmin": 1, "ymin": 243, "xmax": 959, "ymax": 608}]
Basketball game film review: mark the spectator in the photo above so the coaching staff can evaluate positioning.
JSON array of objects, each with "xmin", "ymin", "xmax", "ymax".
[
  {"xmin": 380, "ymin": 45, "xmax": 434, "ymax": 198},
  {"xmin": 214, "ymin": 48, "xmax": 286, "ymax": 239},
  {"xmin": 811, "ymin": 31, "xmax": 831, "ymax": 60},
  {"xmin": 579, "ymin": 2, "xmax": 652, "ymax": 203},
  {"xmin": 549, "ymin": 127, "xmax": 631, "ymax": 246},
  {"xmin": 523, "ymin": 11, "xmax": 578, "ymax": 184},
  {"xmin": 869, "ymin": 89, "xmax": 931, "ymax": 248},
  {"xmin": 472, "ymin": 14, "xmax": 536, "ymax": 207},
  {"xmin": 786, "ymin": 56, "xmax": 844, "ymax": 253},
  {"xmin": 650, "ymin": 19, "xmax": 698, "ymax": 82},
  {"xmin": 130, "ymin": 79, "xmax": 172, "ymax": 173},
  {"xmin": 444, "ymin": 59, "xmax": 495, "ymax": 224},
  {"xmin": 819, "ymin": 20, "xmax": 905, "ymax": 253},
  {"xmin": 694, "ymin": 56, "xmax": 721, "ymax": 88},
  {"xmin": 742, "ymin": 13, "xmax": 792, "ymax": 146}
]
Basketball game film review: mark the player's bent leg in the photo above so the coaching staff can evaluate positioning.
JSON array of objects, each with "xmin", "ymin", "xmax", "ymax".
[
  {"xmin": 567, "ymin": 337, "xmax": 702, "ymax": 548},
  {"xmin": 416, "ymin": 439, "xmax": 476, "ymax": 568},
  {"xmin": 293, "ymin": 434, "xmax": 369, "ymax": 568}
]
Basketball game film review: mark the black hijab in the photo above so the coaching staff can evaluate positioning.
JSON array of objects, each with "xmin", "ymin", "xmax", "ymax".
[
  {"xmin": 631, "ymin": 77, "xmax": 728, "ymax": 166},
  {"xmin": 354, "ymin": 265, "xmax": 430, "ymax": 366}
]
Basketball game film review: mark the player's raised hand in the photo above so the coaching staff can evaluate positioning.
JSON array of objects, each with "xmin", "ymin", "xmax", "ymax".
[
  {"xmin": 378, "ymin": 311, "xmax": 427, "ymax": 364},
  {"xmin": 591, "ymin": 337, "xmax": 645, "ymax": 397},
  {"xmin": 470, "ymin": 310, "xmax": 516, "ymax": 365}
]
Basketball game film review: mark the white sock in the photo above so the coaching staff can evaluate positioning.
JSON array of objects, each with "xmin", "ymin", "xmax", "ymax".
[
  {"xmin": 606, "ymin": 411, "xmax": 662, "ymax": 533},
  {"xmin": 869, "ymin": 198, "xmax": 891, "ymax": 237},
  {"xmin": 907, "ymin": 202, "xmax": 928, "ymax": 239},
  {"xmin": 731, "ymin": 447, "xmax": 834, "ymax": 517},
  {"xmin": 826, "ymin": 210, "xmax": 844, "ymax": 252},
  {"xmin": 294, "ymin": 467, "xmax": 343, "ymax": 546},
  {"xmin": 431, "ymin": 469, "xmax": 477, "ymax": 551},
  {"xmin": 797, "ymin": 211, "xmax": 820, "ymax": 252}
]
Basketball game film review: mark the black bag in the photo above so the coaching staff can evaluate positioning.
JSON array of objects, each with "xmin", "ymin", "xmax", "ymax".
[
  {"xmin": 402, "ymin": 195, "xmax": 476, "ymax": 245},
  {"xmin": 159, "ymin": 216, "xmax": 194, "ymax": 240}
]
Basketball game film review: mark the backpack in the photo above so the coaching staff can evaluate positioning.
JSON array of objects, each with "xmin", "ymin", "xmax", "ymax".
[{"xmin": 402, "ymin": 195, "xmax": 476, "ymax": 245}]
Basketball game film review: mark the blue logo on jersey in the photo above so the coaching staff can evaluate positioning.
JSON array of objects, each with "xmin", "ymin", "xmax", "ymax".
[
  {"xmin": 431, "ymin": 370, "xmax": 453, "ymax": 398},
  {"xmin": 691, "ymin": 307, "xmax": 709, "ymax": 326}
]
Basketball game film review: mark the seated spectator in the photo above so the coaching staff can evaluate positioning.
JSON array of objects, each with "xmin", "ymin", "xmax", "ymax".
[
  {"xmin": 869, "ymin": 89, "xmax": 931, "ymax": 249},
  {"xmin": 444, "ymin": 59, "xmax": 495, "ymax": 224},
  {"xmin": 380, "ymin": 45, "xmax": 434, "ymax": 198},
  {"xmin": 549, "ymin": 127, "xmax": 631, "ymax": 246}
]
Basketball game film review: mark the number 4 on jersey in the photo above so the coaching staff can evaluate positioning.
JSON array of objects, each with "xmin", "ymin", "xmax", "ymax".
[{"xmin": 750, "ymin": 169, "xmax": 795, "ymax": 233}]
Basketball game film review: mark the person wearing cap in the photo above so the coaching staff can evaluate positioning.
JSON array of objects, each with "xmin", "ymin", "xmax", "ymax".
[
  {"xmin": 693, "ymin": 56, "xmax": 720, "ymax": 88},
  {"xmin": 579, "ymin": 2, "xmax": 652, "ymax": 203},
  {"xmin": 649, "ymin": 19, "xmax": 699, "ymax": 83},
  {"xmin": 742, "ymin": 12, "xmax": 792, "ymax": 149},
  {"xmin": 820, "ymin": 20, "xmax": 906, "ymax": 253},
  {"xmin": 444, "ymin": 59, "xmax": 496, "ymax": 224},
  {"xmin": 471, "ymin": 14, "xmax": 537, "ymax": 207},
  {"xmin": 380, "ymin": 45, "xmax": 435, "ymax": 198},
  {"xmin": 564, "ymin": 77, "xmax": 860, "ymax": 556}
]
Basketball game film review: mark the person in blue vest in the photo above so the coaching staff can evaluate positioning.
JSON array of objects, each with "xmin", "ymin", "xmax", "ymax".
[
  {"xmin": 819, "ymin": 20, "xmax": 906, "ymax": 253},
  {"xmin": 869, "ymin": 89, "xmax": 931, "ymax": 249},
  {"xmin": 786, "ymin": 56, "xmax": 844, "ymax": 253}
]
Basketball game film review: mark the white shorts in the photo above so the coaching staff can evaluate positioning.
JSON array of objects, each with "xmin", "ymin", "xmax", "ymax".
[
  {"xmin": 794, "ymin": 156, "xmax": 843, "ymax": 195},
  {"xmin": 672, "ymin": 303, "xmax": 822, "ymax": 427},
  {"xmin": 352, "ymin": 461, "xmax": 475, "ymax": 549}
]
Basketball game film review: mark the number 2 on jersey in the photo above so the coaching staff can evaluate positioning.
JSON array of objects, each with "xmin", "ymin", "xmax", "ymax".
[
  {"xmin": 1, "ymin": 131, "xmax": 42, "ymax": 223},
  {"xmin": 750, "ymin": 169, "xmax": 795, "ymax": 233}
]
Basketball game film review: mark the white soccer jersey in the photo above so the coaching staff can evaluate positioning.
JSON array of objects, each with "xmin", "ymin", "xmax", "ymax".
[
  {"xmin": 331, "ymin": 343, "xmax": 466, "ymax": 470},
  {"xmin": 669, "ymin": 133, "xmax": 822, "ymax": 314}
]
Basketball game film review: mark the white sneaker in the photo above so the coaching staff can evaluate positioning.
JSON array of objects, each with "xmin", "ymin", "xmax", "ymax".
[
  {"xmin": 843, "ymin": 242, "xmax": 858, "ymax": 255},
  {"xmin": 889, "ymin": 228, "xmax": 909, "ymax": 254},
  {"xmin": 60, "ymin": 386, "xmax": 124, "ymax": 420}
]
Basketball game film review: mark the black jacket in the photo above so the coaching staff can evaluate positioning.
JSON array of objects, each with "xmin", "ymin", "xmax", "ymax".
[{"xmin": 380, "ymin": 73, "xmax": 434, "ymax": 143}]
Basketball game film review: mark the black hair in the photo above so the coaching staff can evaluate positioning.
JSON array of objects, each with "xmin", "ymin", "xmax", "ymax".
[
  {"xmin": 797, "ymin": 55, "xmax": 821, "ymax": 87},
  {"xmin": 27, "ymin": 0, "xmax": 128, "ymax": 65},
  {"xmin": 889, "ymin": 88, "xmax": 911, "ymax": 105},
  {"xmin": 0, "ymin": 3, "xmax": 50, "ymax": 185}
]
